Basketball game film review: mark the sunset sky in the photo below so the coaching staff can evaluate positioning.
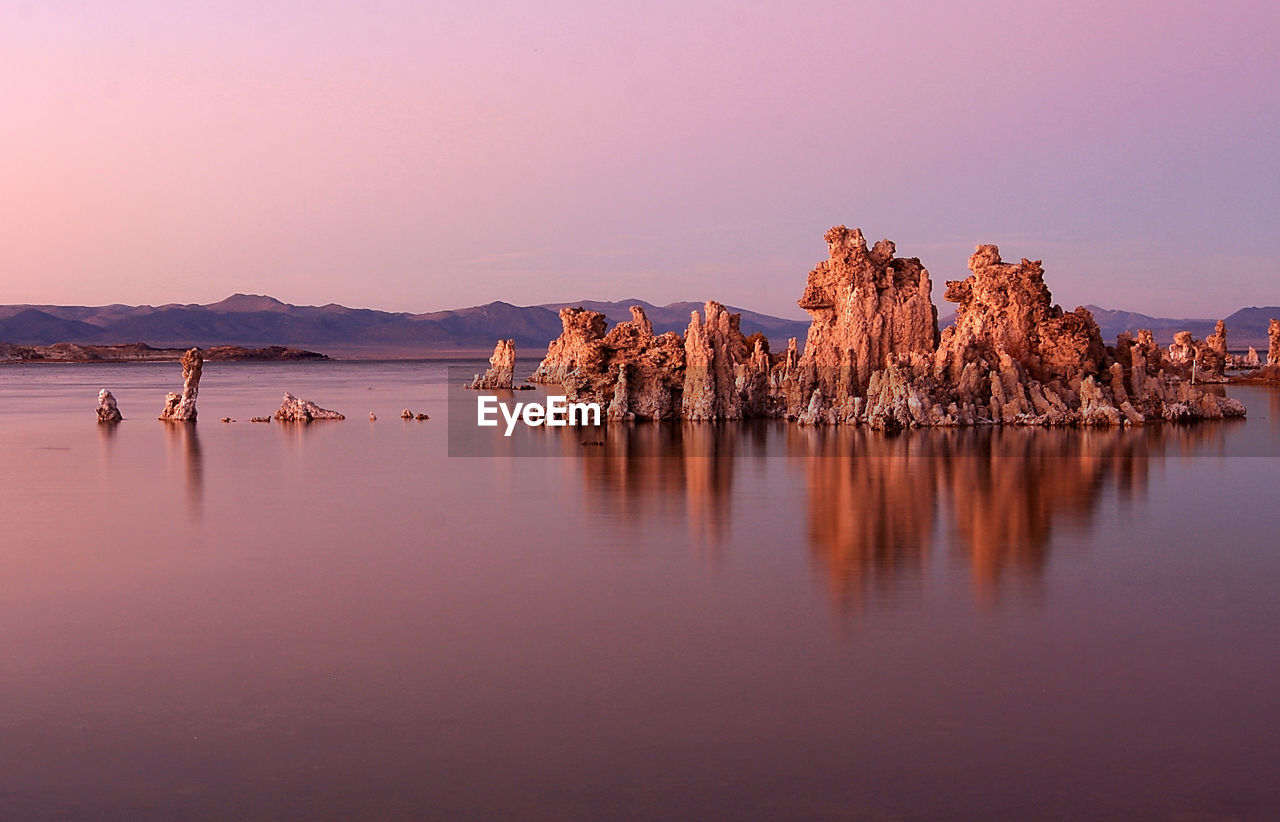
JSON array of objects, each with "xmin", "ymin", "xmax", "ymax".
[{"xmin": 2, "ymin": 0, "xmax": 1277, "ymax": 318}]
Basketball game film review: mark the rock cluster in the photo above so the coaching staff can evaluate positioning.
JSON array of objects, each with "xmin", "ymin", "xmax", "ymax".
[
  {"xmin": 158, "ymin": 348, "xmax": 202, "ymax": 421},
  {"xmin": 1270, "ymin": 318, "xmax": 1280, "ymax": 366},
  {"xmin": 274, "ymin": 393, "xmax": 345, "ymax": 422},
  {"xmin": 792, "ymin": 226, "xmax": 938, "ymax": 402},
  {"xmin": 1201, "ymin": 320, "xmax": 1228, "ymax": 378},
  {"xmin": 776, "ymin": 239, "xmax": 1242, "ymax": 428},
  {"xmin": 531, "ymin": 304, "xmax": 687, "ymax": 420},
  {"xmin": 526, "ymin": 227, "xmax": 1246, "ymax": 428},
  {"xmin": 96, "ymin": 389, "xmax": 122, "ymax": 423},
  {"xmin": 1164, "ymin": 323, "xmax": 1229, "ymax": 382},
  {"xmin": 468, "ymin": 339, "xmax": 517, "ymax": 389}
]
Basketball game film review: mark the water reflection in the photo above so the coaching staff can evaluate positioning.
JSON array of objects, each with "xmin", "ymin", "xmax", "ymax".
[
  {"xmin": 164, "ymin": 422, "xmax": 203, "ymax": 519},
  {"xmin": 580, "ymin": 422, "xmax": 1232, "ymax": 608},
  {"xmin": 577, "ymin": 423, "xmax": 769, "ymax": 560}
]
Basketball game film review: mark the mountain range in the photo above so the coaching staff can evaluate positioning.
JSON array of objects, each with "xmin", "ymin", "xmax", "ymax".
[
  {"xmin": 0, "ymin": 295, "xmax": 1274, "ymax": 356},
  {"xmin": 0, "ymin": 295, "xmax": 810, "ymax": 356}
]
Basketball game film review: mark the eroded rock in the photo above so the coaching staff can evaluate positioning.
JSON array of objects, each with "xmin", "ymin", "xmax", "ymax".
[
  {"xmin": 468, "ymin": 339, "xmax": 516, "ymax": 390},
  {"xmin": 522, "ymin": 227, "xmax": 1247, "ymax": 428},
  {"xmin": 274, "ymin": 393, "xmax": 345, "ymax": 422},
  {"xmin": 788, "ymin": 226, "xmax": 938, "ymax": 417},
  {"xmin": 533, "ymin": 305, "xmax": 686, "ymax": 419},
  {"xmin": 159, "ymin": 348, "xmax": 202, "ymax": 422},
  {"xmin": 96, "ymin": 389, "xmax": 122, "ymax": 423}
]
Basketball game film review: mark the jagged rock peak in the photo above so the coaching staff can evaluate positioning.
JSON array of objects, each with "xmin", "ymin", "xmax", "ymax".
[
  {"xmin": 159, "ymin": 348, "xmax": 202, "ymax": 422},
  {"xmin": 794, "ymin": 226, "xmax": 939, "ymax": 409},
  {"xmin": 469, "ymin": 339, "xmax": 516, "ymax": 389},
  {"xmin": 529, "ymin": 307, "xmax": 609, "ymax": 384},
  {"xmin": 941, "ymin": 245, "xmax": 1106, "ymax": 387},
  {"xmin": 683, "ymin": 300, "xmax": 758, "ymax": 421}
]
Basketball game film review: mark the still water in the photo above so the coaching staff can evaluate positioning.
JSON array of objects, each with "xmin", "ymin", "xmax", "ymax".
[{"xmin": 2, "ymin": 360, "xmax": 1279, "ymax": 821}]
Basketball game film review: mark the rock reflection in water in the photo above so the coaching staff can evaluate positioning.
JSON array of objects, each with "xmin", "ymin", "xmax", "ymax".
[
  {"xmin": 579, "ymin": 421, "xmax": 1231, "ymax": 608},
  {"xmin": 576, "ymin": 422, "xmax": 769, "ymax": 560},
  {"xmin": 164, "ymin": 421, "xmax": 203, "ymax": 519}
]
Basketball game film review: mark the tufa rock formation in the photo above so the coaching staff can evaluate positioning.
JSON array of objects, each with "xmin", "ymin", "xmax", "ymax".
[
  {"xmin": 158, "ymin": 348, "xmax": 202, "ymax": 422},
  {"xmin": 1165, "ymin": 323, "xmax": 1228, "ymax": 382},
  {"xmin": 529, "ymin": 308, "xmax": 610, "ymax": 385},
  {"xmin": 468, "ymin": 339, "xmax": 518, "ymax": 390},
  {"xmin": 96, "ymin": 389, "xmax": 122, "ymax": 423},
  {"xmin": 532, "ymin": 304, "xmax": 687, "ymax": 420},
  {"xmin": 682, "ymin": 301, "xmax": 769, "ymax": 421},
  {"xmin": 1270, "ymin": 319, "xmax": 1280, "ymax": 366},
  {"xmin": 1202, "ymin": 320, "xmax": 1228, "ymax": 376},
  {"xmin": 274, "ymin": 393, "xmax": 345, "ymax": 422},
  {"xmin": 793, "ymin": 226, "xmax": 938, "ymax": 405},
  {"xmin": 525, "ymin": 227, "xmax": 1246, "ymax": 428}
]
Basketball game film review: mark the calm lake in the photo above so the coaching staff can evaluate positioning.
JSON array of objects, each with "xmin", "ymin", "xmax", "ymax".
[{"xmin": 3, "ymin": 360, "xmax": 1279, "ymax": 821}]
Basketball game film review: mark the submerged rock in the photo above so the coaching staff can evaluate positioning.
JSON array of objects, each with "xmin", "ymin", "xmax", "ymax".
[
  {"xmin": 96, "ymin": 389, "xmax": 122, "ymax": 423},
  {"xmin": 401, "ymin": 409, "xmax": 414, "ymax": 419},
  {"xmin": 274, "ymin": 393, "xmax": 345, "ymax": 422},
  {"xmin": 158, "ymin": 348, "xmax": 202, "ymax": 422}
]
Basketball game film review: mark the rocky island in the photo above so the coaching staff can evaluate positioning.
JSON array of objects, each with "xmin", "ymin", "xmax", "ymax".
[
  {"xmin": 0, "ymin": 342, "xmax": 328, "ymax": 364},
  {"xmin": 522, "ymin": 226, "xmax": 1246, "ymax": 429}
]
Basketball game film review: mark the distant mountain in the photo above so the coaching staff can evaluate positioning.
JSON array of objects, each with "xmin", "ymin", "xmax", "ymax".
[
  {"xmin": 0, "ymin": 294, "xmax": 808, "ymax": 356},
  {"xmin": 0, "ymin": 309, "xmax": 106, "ymax": 345},
  {"xmin": 1086, "ymin": 305, "xmax": 1279, "ymax": 350},
  {"xmin": 938, "ymin": 305, "xmax": 1279, "ymax": 351},
  {"xmin": 2, "ymin": 293, "xmax": 1272, "ymax": 356}
]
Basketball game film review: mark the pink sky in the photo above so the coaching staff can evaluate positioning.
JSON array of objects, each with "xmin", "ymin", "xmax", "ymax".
[{"xmin": 2, "ymin": 0, "xmax": 1277, "ymax": 318}]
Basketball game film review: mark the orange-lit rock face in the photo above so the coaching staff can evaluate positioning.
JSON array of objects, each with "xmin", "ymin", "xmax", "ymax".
[
  {"xmin": 526, "ymin": 227, "xmax": 1248, "ymax": 427},
  {"xmin": 1197, "ymin": 320, "xmax": 1228, "ymax": 378},
  {"xmin": 683, "ymin": 300, "xmax": 764, "ymax": 421},
  {"xmin": 532, "ymin": 304, "xmax": 685, "ymax": 420},
  {"xmin": 469, "ymin": 339, "xmax": 516, "ymax": 390},
  {"xmin": 1269, "ymin": 318, "xmax": 1280, "ymax": 366},
  {"xmin": 941, "ymin": 245, "xmax": 1107, "ymax": 388},
  {"xmin": 794, "ymin": 226, "xmax": 939, "ymax": 401},
  {"xmin": 529, "ymin": 307, "xmax": 609, "ymax": 385}
]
